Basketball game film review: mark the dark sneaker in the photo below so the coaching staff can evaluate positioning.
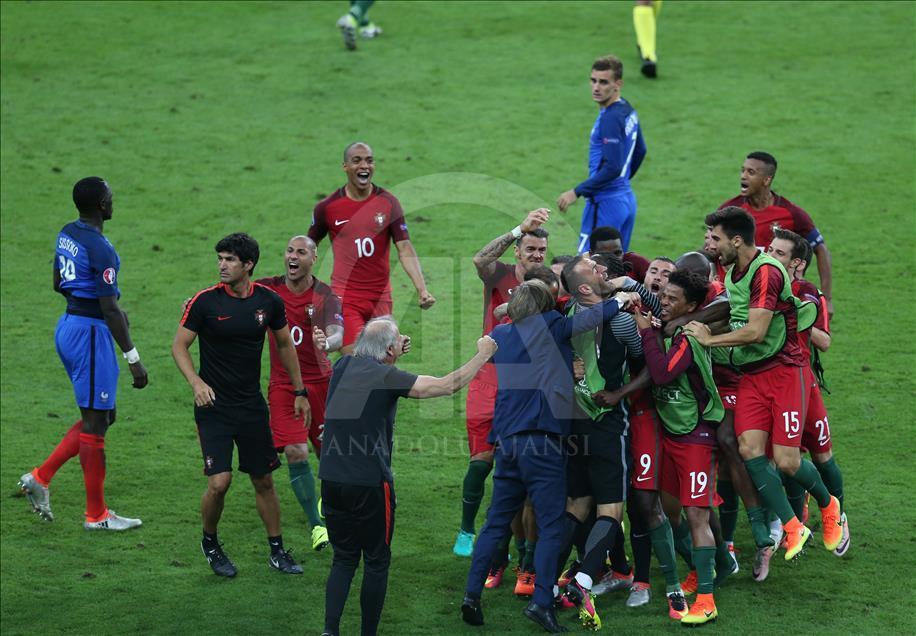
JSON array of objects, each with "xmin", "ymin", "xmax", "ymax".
[
  {"xmin": 461, "ymin": 594, "xmax": 484, "ymax": 626},
  {"xmin": 202, "ymin": 540, "xmax": 237, "ymax": 578},
  {"xmin": 269, "ymin": 548, "xmax": 303, "ymax": 574},
  {"xmin": 523, "ymin": 601, "xmax": 569, "ymax": 633}
]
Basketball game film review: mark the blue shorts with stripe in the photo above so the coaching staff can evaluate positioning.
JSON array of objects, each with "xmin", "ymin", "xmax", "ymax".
[
  {"xmin": 55, "ymin": 314, "xmax": 119, "ymax": 411},
  {"xmin": 577, "ymin": 190, "xmax": 637, "ymax": 254}
]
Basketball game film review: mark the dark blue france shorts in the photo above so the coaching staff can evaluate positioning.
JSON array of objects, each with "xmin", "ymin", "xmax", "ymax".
[{"xmin": 55, "ymin": 314, "xmax": 119, "ymax": 410}]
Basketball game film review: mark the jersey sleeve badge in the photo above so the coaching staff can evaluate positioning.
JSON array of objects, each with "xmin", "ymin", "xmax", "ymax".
[{"xmin": 102, "ymin": 267, "xmax": 117, "ymax": 285}]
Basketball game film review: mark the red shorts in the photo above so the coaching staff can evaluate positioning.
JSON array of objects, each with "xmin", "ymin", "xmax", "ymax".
[
  {"xmin": 734, "ymin": 364, "xmax": 814, "ymax": 448},
  {"xmin": 465, "ymin": 377, "xmax": 496, "ymax": 456},
  {"xmin": 629, "ymin": 407, "xmax": 663, "ymax": 491},
  {"xmin": 801, "ymin": 382, "xmax": 832, "ymax": 454},
  {"xmin": 341, "ymin": 295, "xmax": 394, "ymax": 347},
  {"xmin": 661, "ymin": 437, "xmax": 719, "ymax": 508},
  {"xmin": 267, "ymin": 380, "xmax": 329, "ymax": 454},
  {"xmin": 719, "ymin": 387, "xmax": 738, "ymax": 412}
]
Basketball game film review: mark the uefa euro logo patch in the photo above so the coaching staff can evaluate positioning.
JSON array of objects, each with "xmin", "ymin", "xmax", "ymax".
[{"xmin": 102, "ymin": 268, "xmax": 117, "ymax": 285}]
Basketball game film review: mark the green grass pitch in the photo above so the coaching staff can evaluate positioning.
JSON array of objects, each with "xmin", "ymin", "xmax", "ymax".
[{"xmin": 1, "ymin": 1, "xmax": 914, "ymax": 634}]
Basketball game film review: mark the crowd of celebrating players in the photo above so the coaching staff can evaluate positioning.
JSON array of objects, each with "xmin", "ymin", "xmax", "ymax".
[{"xmin": 20, "ymin": 49, "xmax": 846, "ymax": 635}]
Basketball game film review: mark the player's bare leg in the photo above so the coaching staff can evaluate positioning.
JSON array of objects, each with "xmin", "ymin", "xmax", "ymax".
[
  {"xmin": 200, "ymin": 471, "xmax": 237, "ymax": 576},
  {"xmin": 251, "ymin": 473, "xmax": 303, "ymax": 574}
]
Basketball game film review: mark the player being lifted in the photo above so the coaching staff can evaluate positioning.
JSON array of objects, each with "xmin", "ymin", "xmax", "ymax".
[
  {"xmin": 310, "ymin": 142, "xmax": 435, "ymax": 353},
  {"xmin": 684, "ymin": 208, "xmax": 842, "ymax": 564},
  {"xmin": 257, "ymin": 235, "xmax": 344, "ymax": 553},
  {"xmin": 767, "ymin": 228, "xmax": 849, "ymax": 555},
  {"xmin": 19, "ymin": 177, "xmax": 148, "ymax": 530}
]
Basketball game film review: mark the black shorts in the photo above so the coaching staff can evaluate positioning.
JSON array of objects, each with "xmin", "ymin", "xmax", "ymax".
[
  {"xmin": 322, "ymin": 480, "xmax": 396, "ymax": 569},
  {"xmin": 566, "ymin": 411, "xmax": 631, "ymax": 504},
  {"xmin": 195, "ymin": 397, "xmax": 280, "ymax": 476}
]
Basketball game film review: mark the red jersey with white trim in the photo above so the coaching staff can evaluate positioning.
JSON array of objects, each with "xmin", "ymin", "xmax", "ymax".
[
  {"xmin": 308, "ymin": 185, "xmax": 410, "ymax": 300},
  {"xmin": 719, "ymin": 193, "xmax": 821, "ymax": 250},
  {"xmin": 476, "ymin": 261, "xmax": 521, "ymax": 385},
  {"xmin": 257, "ymin": 276, "xmax": 344, "ymax": 385},
  {"xmin": 733, "ymin": 260, "xmax": 805, "ymax": 370},
  {"xmin": 791, "ymin": 278, "xmax": 829, "ymax": 366}
]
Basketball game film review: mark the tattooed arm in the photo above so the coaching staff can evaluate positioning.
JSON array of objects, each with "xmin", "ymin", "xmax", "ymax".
[{"xmin": 473, "ymin": 208, "xmax": 550, "ymax": 279}]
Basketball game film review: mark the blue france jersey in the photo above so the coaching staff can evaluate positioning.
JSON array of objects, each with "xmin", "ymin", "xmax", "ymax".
[
  {"xmin": 578, "ymin": 98, "xmax": 646, "ymax": 199},
  {"xmin": 56, "ymin": 220, "xmax": 120, "ymax": 315}
]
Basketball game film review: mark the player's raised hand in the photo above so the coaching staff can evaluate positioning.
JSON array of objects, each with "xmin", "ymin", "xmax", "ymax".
[
  {"xmin": 520, "ymin": 208, "xmax": 550, "ymax": 232},
  {"xmin": 129, "ymin": 361, "xmax": 149, "ymax": 389},
  {"xmin": 312, "ymin": 327, "xmax": 328, "ymax": 351},
  {"xmin": 683, "ymin": 320, "xmax": 712, "ymax": 345},
  {"xmin": 477, "ymin": 335, "xmax": 498, "ymax": 358},
  {"xmin": 419, "ymin": 289, "xmax": 436, "ymax": 309},
  {"xmin": 294, "ymin": 395, "xmax": 312, "ymax": 429},
  {"xmin": 556, "ymin": 190, "xmax": 578, "ymax": 212},
  {"xmin": 191, "ymin": 379, "xmax": 216, "ymax": 407}
]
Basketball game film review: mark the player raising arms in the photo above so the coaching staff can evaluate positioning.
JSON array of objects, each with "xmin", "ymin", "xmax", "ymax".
[
  {"xmin": 557, "ymin": 56, "xmax": 647, "ymax": 254},
  {"xmin": 257, "ymin": 235, "xmax": 344, "ymax": 553},
  {"xmin": 309, "ymin": 142, "xmax": 435, "ymax": 352},
  {"xmin": 719, "ymin": 151, "xmax": 834, "ymax": 315},
  {"xmin": 453, "ymin": 209, "xmax": 550, "ymax": 558},
  {"xmin": 19, "ymin": 177, "xmax": 148, "ymax": 530},
  {"xmin": 767, "ymin": 228, "xmax": 849, "ymax": 555},
  {"xmin": 685, "ymin": 208, "xmax": 842, "ymax": 564}
]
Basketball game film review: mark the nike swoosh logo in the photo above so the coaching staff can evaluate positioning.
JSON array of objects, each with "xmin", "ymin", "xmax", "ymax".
[
  {"xmin": 690, "ymin": 492, "xmax": 707, "ymax": 499},
  {"xmin": 334, "ymin": 219, "xmax": 349, "ymax": 226},
  {"xmin": 636, "ymin": 476, "xmax": 651, "ymax": 482},
  {"xmin": 704, "ymin": 611, "xmax": 714, "ymax": 618},
  {"xmin": 786, "ymin": 433, "xmax": 800, "ymax": 439},
  {"xmin": 217, "ymin": 316, "xmax": 232, "ymax": 321}
]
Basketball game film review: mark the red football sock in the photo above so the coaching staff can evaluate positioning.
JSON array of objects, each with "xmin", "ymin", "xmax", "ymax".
[
  {"xmin": 79, "ymin": 432, "xmax": 107, "ymax": 521},
  {"xmin": 35, "ymin": 420, "xmax": 83, "ymax": 486}
]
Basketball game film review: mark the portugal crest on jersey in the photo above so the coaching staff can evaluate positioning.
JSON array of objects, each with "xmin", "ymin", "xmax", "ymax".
[
  {"xmin": 374, "ymin": 212, "xmax": 385, "ymax": 228},
  {"xmin": 306, "ymin": 304, "xmax": 315, "ymax": 318},
  {"xmin": 255, "ymin": 309, "xmax": 266, "ymax": 326}
]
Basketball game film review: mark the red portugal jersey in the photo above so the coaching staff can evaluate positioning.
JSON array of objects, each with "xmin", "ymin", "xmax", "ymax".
[
  {"xmin": 476, "ymin": 261, "xmax": 521, "ymax": 385},
  {"xmin": 719, "ymin": 193, "xmax": 821, "ymax": 250},
  {"xmin": 308, "ymin": 185, "xmax": 410, "ymax": 300},
  {"xmin": 257, "ymin": 276, "xmax": 344, "ymax": 385},
  {"xmin": 791, "ymin": 278, "xmax": 829, "ymax": 365},
  {"xmin": 733, "ymin": 260, "xmax": 806, "ymax": 371}
]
